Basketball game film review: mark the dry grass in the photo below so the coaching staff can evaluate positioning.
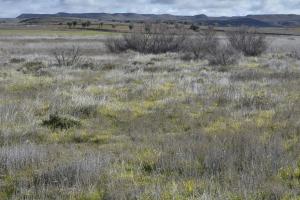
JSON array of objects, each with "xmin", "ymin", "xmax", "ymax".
[{"xmin": 0, "ymin": 29, "xmax": 299, "ymax": 199}]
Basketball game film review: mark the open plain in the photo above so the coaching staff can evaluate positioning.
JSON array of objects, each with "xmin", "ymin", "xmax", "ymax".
[{"xmin": 0, "ymin": 26, "xmax": 300, "ymax": 199}]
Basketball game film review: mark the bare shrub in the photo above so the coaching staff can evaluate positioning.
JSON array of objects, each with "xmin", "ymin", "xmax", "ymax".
[
  {"xmin": 287, "ymin": 49, "xmax": 300, "ymax": 59},
  {"xmin": 52, "ymin": 46, "xmax": 82, "ymax": 67},
  {"xmin": 227, "ymin": 27, "xmax": 268, "ymax": 56},
  {"xmin": 17, "ymin": 61, "xmax": 46, "ymax": 75},
  {"xmin": 104, "ymin": 37, "xmax": 127, "ymax": 53},
  {"xmin": 207, "ymin": 43, "xmax": 239, "ymax": 66},
  {"xmin": 183, "ymin": 28, "xmax": 218, "ymax": 59},
  {"xmin": 105, "ymin": 23, "xmax": 186, "ymax": 54},
  {"xmin": 182, "ymin": 27, "xmax": 239, "ymax": 66}
]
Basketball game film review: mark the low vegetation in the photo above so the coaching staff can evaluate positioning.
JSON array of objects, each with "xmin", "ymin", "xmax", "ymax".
[
  {"xmin": 105, "ymin": 24, "xmax": 186, "ymax": 54},
  {"xmin": 0, "ymin": 25, "xmax": 299, "ymax": 199},
  {"xmin": 52, "ymin": 46, "xmax": 82, "ymax": 67},
  {"xmin": 105, "ymin": 24, "xmax": 264, "ymax": 66},
  {"xmin": 227, "ymin": 27, "xmax": 268, "ymax": 56},
  {"xmin": 42, "ymin": 114, "xmax": 81, "ymax": 130}
]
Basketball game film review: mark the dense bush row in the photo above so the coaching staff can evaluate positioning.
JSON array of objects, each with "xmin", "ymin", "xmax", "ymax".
[
  {"xmin": 105, "ymin": 25, "xmax": 268, "ymax": 66},
  {"xmin": 105, "ymin": 24, "xmax": 186, "ymax": 54}
]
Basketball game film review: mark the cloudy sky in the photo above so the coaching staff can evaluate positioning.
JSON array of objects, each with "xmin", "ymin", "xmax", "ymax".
[{"xmin": 1, "ymin": 0, "xmax": 300, "ymax": 18}]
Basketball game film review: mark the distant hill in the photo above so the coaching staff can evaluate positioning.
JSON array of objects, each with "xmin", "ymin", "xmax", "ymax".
[
  {"xmin": 246, "ymin": 14, "xmax": 300, "ymax": 27},
  {"xmin": 17, "ymin": 13, "xmax": 300, "ymax": 27}
]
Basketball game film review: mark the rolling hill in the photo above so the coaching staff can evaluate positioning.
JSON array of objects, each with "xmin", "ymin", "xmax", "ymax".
[{"xmin": 17, "ymin": 13, "xmax": 300, "ymax": 27}]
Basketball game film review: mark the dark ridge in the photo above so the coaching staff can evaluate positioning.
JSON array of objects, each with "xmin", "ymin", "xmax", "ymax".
[
  {"xmin": 16, "ymin": 13, "xmax": 300, "ymax": 27},
  {"xmin": 205, "ymin": 17, "xmax": 273, "ymax": 27}
]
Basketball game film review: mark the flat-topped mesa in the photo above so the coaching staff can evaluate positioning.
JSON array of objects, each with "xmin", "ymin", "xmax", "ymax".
[{"xmin": 16, "ymin": 13, "xmax": 300, "ymax": 27}]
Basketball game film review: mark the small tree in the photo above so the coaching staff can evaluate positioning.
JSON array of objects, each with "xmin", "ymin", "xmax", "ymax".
[
  {"xmin": 86, "ymin": 21, "xmax": 91, "ymax": 27},
  {"xmin": 144, "ymin": 23, "xmax": 152, "ymax": 33},
  {"xmin": 72, "ymin": 21, "xmax": 77, "ymax": 28},
  {"xmin": 190, "ymin": 24, "xmax": 199, "ymax": 31},
  {"xmin": 81, "ymin": 22, "xmax": 87, "ymax": 28},
  {"xmin": 129, "ymin": 24, "xmax": 134, "ymax": 31},
  {"xmin": 67, "ymin": 22, "xmax": 72, "ymax": 29}
]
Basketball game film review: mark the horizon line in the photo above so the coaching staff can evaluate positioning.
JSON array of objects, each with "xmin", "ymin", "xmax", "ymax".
[{"xmin": 12, "ymin": 12, "xmax": 300, "ymax": 19}]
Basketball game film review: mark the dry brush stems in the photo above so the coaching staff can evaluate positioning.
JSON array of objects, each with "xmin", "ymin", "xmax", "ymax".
[
  {"xmin": 105, "ymin": 26, "xmax": 239, "ymax": 66},
  {"xmin": 52, "ymin": 46, "xmax": 83, "ymax": 67},
  {"xmin": 227, "ymin": 27, "xmax": 268, "ymax": 56},
  {"xmin": 183, "ymin": 27, "xmax": 218, "ymax": 59},
  {"xmin": 105, "ymin": 23, "xmax": 187, "ymax": 54},
  {"xmin": 207, "ymin": 43, "xmax": 239, "ymax": 66}
]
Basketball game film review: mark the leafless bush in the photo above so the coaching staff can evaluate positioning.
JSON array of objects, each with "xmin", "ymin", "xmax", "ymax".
[
  {"xmin": 181, "ymin": 28, "xmax": 239, "ymax": 66},
  {"xmin": 183, "ymin": 28, "xmax": 218, "ymax": 59},
  {"xmin": 227, "ymin": 27, "xmax": 268, "ymax": 56},
  {"xmin": 52, "ymin": 46, "xmax": 82, "ymax": 67},
  {"xmin": 287, "ymin": 49, "xmax": 300, "ymax": 59},
  {"xmin": 104, "ymin": 37, "xmax": 128, "ymax": 53},
  {"xmin": 207, "ymin": 43, "xmax": 239, "ymax": 66},
  {"xmin": 105, "ymin": 23, "xmax": 186, "ymax": 54}
]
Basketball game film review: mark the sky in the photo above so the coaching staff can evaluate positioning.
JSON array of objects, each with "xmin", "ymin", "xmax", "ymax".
[{"xmin": 1, "ymin": 0, "xmax": 300, "ymax": 18}]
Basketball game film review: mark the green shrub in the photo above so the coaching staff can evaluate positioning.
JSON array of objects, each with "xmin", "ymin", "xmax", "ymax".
[
  {"xmin": 190, "ymin": 24, "xmax": 199, "ymax": 31},
  {"xmin": 10, "ymin": 58, "xmax": 26, "ymax": 63},
  {"xmin": 42, "ymin": 114, "xmax": 81, "ymax": 130}
]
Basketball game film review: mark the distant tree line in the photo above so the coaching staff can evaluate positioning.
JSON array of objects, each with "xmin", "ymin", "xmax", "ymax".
[
  {"xmin": 66, "ymin": 21, "xmax": 92, "ymax": 29},
  {"xmin": 67, "ymin": 21, "xmax": 78, "ymax": 28}
]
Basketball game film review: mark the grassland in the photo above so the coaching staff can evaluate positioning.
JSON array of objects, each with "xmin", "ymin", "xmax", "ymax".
[
  {"xmin": 0, "ymin": 28, "xmax": 117, "ymax": 36},
  {"xmin": 0, "ymin": 28, "xmax": 300, "ymax": 199}
]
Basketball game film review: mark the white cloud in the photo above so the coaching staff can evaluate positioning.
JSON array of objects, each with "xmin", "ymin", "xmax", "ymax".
[{"xmin": 0, "ymin": 0, "xmax": 299, "ymax": 17}]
